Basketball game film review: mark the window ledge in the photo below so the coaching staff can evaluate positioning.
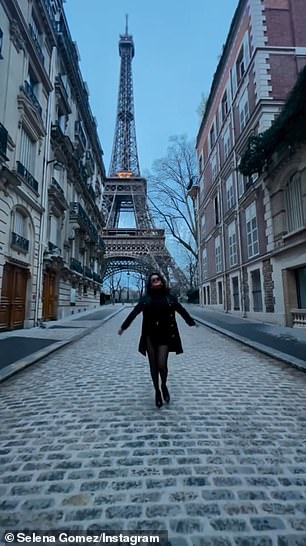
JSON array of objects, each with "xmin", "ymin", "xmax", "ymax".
[{"xmin": 282, "ymin": 226, "xmax": 306, "ymax": 241}]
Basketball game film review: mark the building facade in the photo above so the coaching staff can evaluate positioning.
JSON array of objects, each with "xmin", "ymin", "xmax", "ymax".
[
  {"xmin": 0, "ymin": 0, "xmax": 106, "ymax": 331},
  {"xmin": 196, "ymin": 0, "xmax": 306, "ymax": 325}
]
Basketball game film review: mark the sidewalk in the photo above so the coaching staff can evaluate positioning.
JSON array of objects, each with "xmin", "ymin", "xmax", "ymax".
[
  {"xmin": 0, "ymin": 304, "xmax": 126, "ymax": 383},
  {"xmin": 187, "ymin": 304, "xmax": 306, "ymax": 372}
]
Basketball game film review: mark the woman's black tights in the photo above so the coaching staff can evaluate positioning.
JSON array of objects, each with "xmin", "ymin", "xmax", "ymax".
[{"xmin": 146, "ymin": 337, "xmax": 169, "ymax": 391}]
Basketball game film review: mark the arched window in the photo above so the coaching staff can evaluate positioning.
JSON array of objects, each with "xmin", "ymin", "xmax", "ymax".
[
  {"xmin": 14, "ymin": 209, "xmax": 27, "ymax": 237},
  {"xmin": 11, "ymin": 208, "xmax": 29, "ymax": 253},
  {"xmin": 286, "ymin": 173, "xmax": 304, "ymax": 233}
]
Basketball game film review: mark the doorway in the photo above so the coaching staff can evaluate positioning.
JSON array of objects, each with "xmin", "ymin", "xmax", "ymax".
[
  {"xmin": 0, "ymin": 263, "xmax": 28, "ymax": 330},
  {"xmin": 42, "ymin": 271, "xmax": 58, "ymax": 321}
]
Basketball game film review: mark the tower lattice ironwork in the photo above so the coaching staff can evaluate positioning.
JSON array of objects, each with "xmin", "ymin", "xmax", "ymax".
[
  {"xmin": 109, "ymin": 16, "xmax": 140, "ymax": 177},
  {"xmin": 102, "ymin": 19, "xmax": 188, "ymax": 291}
]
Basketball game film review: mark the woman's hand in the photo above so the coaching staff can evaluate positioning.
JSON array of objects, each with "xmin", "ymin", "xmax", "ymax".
[{"xmin": 118, "ymin": 328, "xmax": 124, "ymax": 336}]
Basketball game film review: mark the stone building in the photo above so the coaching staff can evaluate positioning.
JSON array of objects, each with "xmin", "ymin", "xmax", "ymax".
[
  {"xmin": 240, "ymin": 67, "xmax": 306, "ymax": 327},
  {"xmin": 0, "ymin": 0, "xmax": 106, "ymax": 330},
  {"xmin": 195, "ymin": 0, "xmax": 306, "ymax": 323}
]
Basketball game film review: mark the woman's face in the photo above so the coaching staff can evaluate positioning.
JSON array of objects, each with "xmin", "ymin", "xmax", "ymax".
[{"xmin": 150, "ymin": 274, "xmax": 163, "ymax": 289}]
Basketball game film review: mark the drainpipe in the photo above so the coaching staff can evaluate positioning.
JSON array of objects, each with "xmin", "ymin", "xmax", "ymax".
[
  {"xmin": 229, "ymin": 108, "xmax": 247, "ymax": 318},
  {"xmin": 34, "ymin": 46, "xmax": 56, "ymax": 326},
  {"xmin": 216, "ymin": 140, "xmax": 228, "ymax": 313}
]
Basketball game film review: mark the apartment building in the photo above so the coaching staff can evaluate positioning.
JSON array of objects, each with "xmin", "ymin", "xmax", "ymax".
[
  {"xmin": 196, "ymin": 0, "xmax": 306, "ymax": 324},
  {"xmin": 240, "ymin": 67, "xmax": 306, "ymax": 327},
  {"xmin": 0, "ymin": 0, "xmax": 106, "ymax": 330}
]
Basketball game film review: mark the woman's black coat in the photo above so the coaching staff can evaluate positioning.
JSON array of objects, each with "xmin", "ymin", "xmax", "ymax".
[{"xmin": 120, "ymin": 294, "xmax": 196, "ymax": 356}]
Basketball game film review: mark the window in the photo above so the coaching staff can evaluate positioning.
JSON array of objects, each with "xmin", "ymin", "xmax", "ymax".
[
  {"xmin": 237, "ymin": 171, "xmax": 245, "ymax": 198},
  {"xmin": 222, "ymin": 90, "xmax": 229, "ymax": 121},
  {"xmin": 218, "ymin": 281, "xmax": 223, "ymax": 304},
  {"xmin": 232, "ymin": 276, "xmax": 240, "ymax": 310},
  {"xmin": 239, "ymin": 89, "xmax": 250, "ymax": 131},
  {"xmin": 202, "ymin": 248, "xmax": 208, "ymax": 279},
  {"xmin": 224, "ymin": 128, "xmax": 231, "ymax": 160},
  {"xmin": 201, "ymin": 213, "xmax": 206, "ymax": 235},
  {"xmin": 235, "ymin": 33, "xmax": 250, "ymax": 87},
  {"xmin": 251, "ymin": 269, "xmax": 263, "ymax": 312},
  {"xmin": 199, "ymin": 155, "xmax": 203, "ymax": 174},
  {"xmin": 0, "ymin": 28, "xmax": 3, "ymax": 59},
  {"xmin": 49, "ymin": 214, "xmax": 61, "ymax": 247},
  {"xmin": 236, "ymin": 48, "xmax": 245, "ymax": 84},
  {"xmin": 15, "ymin": 210, "xmax": 26, "ymax": 237},
  {"xmin": 286, "ymin": 173, "xmax": 304, "ymax": 233},
  {"xmin": 226, "ymin": 174, "xmax": 235, "ymax": 210},
  {"xmin": 296, "ymin": 267, "xmax": 306, "ymax": 309},
  {"xmin": 210, "ymin": 124, "xmax": 216, "ymax": 150},
  {"xmin": 215, "ymin": 236, "xmax": 222, "ymax": 273},
  {"xmin": 211, "ymin": 153, "xmax": 218, "ymax": 180},
  {"xmin": 228, "ymin": 221, "xmax": 237, "ymax": 267},
  {"xmin": 246, "ymin": 202, "xmax": 259, "ymax": 258},
  {"xmin": 20, "ymin": 128, "xmax": 35, "ymax": 174},
  {"xmin": 214, "ymin": 193, "xmax": 220, "ymax": 225}
]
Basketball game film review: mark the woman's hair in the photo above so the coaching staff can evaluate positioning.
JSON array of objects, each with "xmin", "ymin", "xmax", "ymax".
[{"xmin": 145, "ymin": 271, "xmax": 169, "ymax": 295}]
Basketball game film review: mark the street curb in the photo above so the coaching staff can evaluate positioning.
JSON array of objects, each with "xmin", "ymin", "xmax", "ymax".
[
  {"xmin": 191, "ymin": 314, "xmax": 306, "ymax": 373},
  {"xmin": 0, "ymin": 307, "xmax": 125, "ymax": 384}
]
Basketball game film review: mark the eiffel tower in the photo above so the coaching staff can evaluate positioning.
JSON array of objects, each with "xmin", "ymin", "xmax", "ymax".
[{"xmin": 101, "ymin": 18, "xmax": 187, "ymax": 289}]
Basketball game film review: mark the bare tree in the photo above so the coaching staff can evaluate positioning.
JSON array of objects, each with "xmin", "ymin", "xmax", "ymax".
[
  {"xmin": 106, "ymin": 273, "xmax": 123, "ymax": 302},
  {"xmin": 148, "ymin": 135, "xmax": 198, "ymax": 263},
  {"xmin": 197, "ymin": 93, "xmax": 209, "ymax": 120}
]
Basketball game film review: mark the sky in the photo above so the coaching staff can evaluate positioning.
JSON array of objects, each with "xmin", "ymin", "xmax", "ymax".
[
  {"xmin": 64, "ymin": 0, "xmax": 238, "ymax": 289},
  {"xmin": 64, "ymin": 0, "xmax": 238, "ymax": 176}
]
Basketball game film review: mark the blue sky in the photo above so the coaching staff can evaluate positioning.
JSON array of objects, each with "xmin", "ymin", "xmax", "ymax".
[{"xmin": 65, "ymin": 0, "xmax": 238, "ymax": 175}]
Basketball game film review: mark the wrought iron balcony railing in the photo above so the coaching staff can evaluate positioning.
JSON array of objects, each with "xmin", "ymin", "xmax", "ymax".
[
  {"xmin": 93, "ymin": 272, "xmax": 102, "ymax": 283},
  {"xmin": 0, "ymin": 122, "xmax": 8, "ymax": 159},
  {"xmin": 29, "ymin": 24, "xmax": 45, "ymax": 66},
  {"xmin": 16, "ymin": 161, "xmax": 39, "ymax": 193},
  {"xmin": 70, "ymin": 257, "xmax": 83, "ymax": 274},
  {"xmin": 84, "ymin": 266, "xmax": 93, "ymax": 279},
  {"xmin": 75, "ymin": 120, "xmax": 86, "ymax": 151},
  {"xmin": 55, "ymin": 75, "xmax": 71, "ymax": 114},
  {"xmin": 85, "ymin": 150, "xmax": 95, "ymax": 175},
  {"xmin": 40, "ymin": 0, "xmax": 57, "ymax": 34},
  {"xmin": 69, "ymin": 202, "xmax": 98, "ymax": 242},
  {"xmin": 50, "ymin": 177, "xmax": 64, "ymax": 196},
  {"xmin": 11, "ymin": 232, "xmax": 29, "ymax": 253},
  {"xmin": 23, "ymin": 81, "xmax": 42, "ymax": 116}
]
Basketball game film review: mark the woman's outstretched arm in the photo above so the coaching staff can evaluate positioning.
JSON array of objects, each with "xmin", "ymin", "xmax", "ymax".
[
  {"xmin": 118, "ymin": 299, "xmax": 144, "ymax": 335},
  {"xmin": 172, "ymin": 297, "xmax": 196, "ymax": 326}
]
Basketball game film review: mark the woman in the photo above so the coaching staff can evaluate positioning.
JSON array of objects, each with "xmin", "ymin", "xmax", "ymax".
[{"xmin": 118, "ymin": 272, "xmax": 197, "ymax": 408}]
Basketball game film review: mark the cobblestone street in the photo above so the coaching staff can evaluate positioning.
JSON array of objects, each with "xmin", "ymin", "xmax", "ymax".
[{"xmin": 1, "ymin": 308, "xmax": 306, "ymax": 546}]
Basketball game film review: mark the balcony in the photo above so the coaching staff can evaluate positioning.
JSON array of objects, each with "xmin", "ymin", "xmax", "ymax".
[
  {"xmin": 69, "ymin": 202, "xmax": 98, "ymax": 243},
  {"xmin": 11, "ymin": 232, "xmax": 29, "ymax": 253},
  {"xmin": 38, "ymin": 0, "xmax": 58, "ymax": 39},
  {"xmin": 70, "ymin": 257, "xmax": 83, "ymax": 275},
  {"xmin": 79, "ymin": 161, "xmax": 89, "ymax": 184},
  {"xmin": 16, "ymin": 161, "xmax": 39, "ymax": 193},
  {"xmin": 22, "ymin": 81, "xmax": 42, "ymax": 117},
  {"xmin": 0, "ymin": 123, "xmax": 8, "ymax": 161},
  {"xmin": 85, "ymin": 150, "xmax": 95, "ymax": 175},
  {"xmin": 84, "ymin": 266, "xmax": 93, "ymax": 279},
  {"xmin": 55, "ymin": 75, "xmax": 71, "ymax": 114},
  {"xmin": 75, "ymin": 120, "xmax": 86, "ymax": 152},
  {"xmin": 291, "ymin": 309, "xmax": 306, "ymax": 328},
  {"xmin": 93, "ymin": 272, "xmax": 102, "ymax": 283},
  {"xmin": 29, "ymin": 24, "xmax": 45, "ymax": 66}
]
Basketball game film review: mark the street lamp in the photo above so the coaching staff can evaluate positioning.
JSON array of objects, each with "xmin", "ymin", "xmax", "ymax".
[{"xmin": 127, "ymin": 271, "xmax": 130, "ymax": 302}]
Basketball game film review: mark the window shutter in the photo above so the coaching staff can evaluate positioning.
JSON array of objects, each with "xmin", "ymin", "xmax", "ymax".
[
  {"xmin": 218, "ymin": 102, "xmax": 223, "ymax": 127},
  {"xmin": 231, "ymin": 66, "xmax": 238, "ymax": 97},
  {"xmin": 243, "ymin": 33, "xmax": 250, "ymax": 69},
  {"xmin": 227, "ymin": 80, "xmax": 232, "ymax": 104}
]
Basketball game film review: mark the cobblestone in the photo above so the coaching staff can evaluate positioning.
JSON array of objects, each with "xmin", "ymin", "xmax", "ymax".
[{"xmin": 1, "ymin": 309, "xmax": 306, "ymax": 544}]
